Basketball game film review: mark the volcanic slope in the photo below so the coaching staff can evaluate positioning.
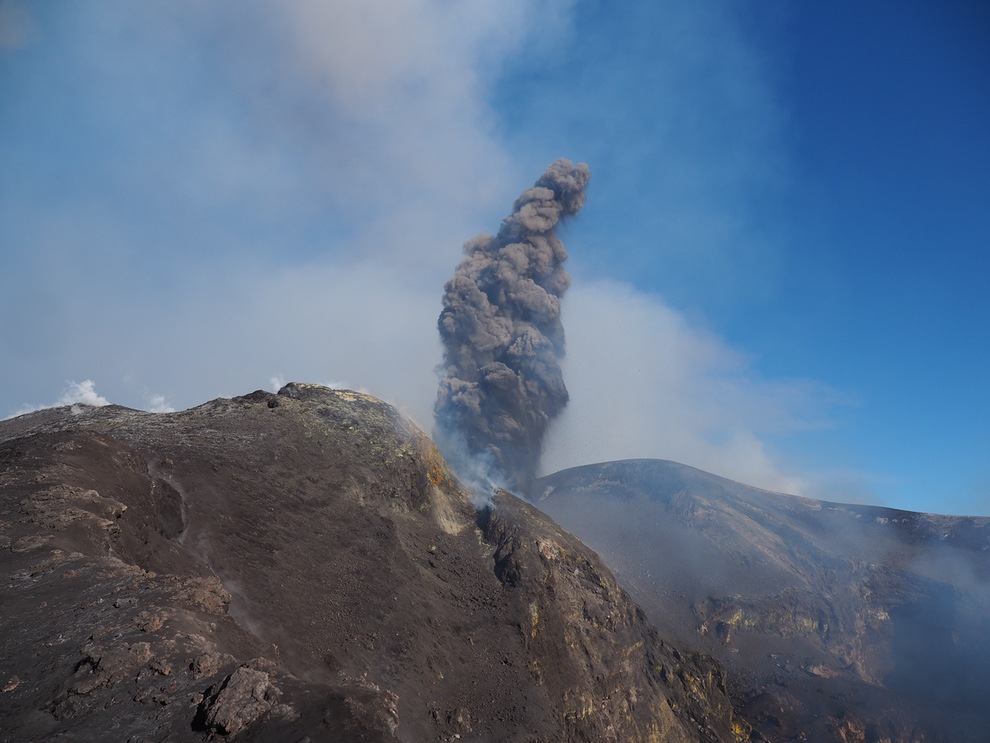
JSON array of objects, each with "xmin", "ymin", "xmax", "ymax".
[
  {"xmin": 0, "ymin": 385, "xmax": 747, "ymax": 742},
  {"xmin": 535, "ymin": 459, "xmax": 990, "ymax": 742}
]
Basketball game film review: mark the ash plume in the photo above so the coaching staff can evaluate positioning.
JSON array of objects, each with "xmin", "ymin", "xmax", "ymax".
[{"xmin": 435, "ymin": 158, "xmax": 591, "ymax": 495}]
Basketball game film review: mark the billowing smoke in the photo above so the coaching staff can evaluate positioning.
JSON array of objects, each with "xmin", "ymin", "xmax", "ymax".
[{"xmin": 434, "ymin": 158, "xmax": 591, "ymax": 495}]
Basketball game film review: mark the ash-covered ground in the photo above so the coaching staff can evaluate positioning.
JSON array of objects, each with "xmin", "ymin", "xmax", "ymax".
[
  {"xmin": 5, "ymin": 383, "xmax": 984, "ymax": 741},
  {"xmin": 536, "ymin": 460, "xmax": 990, "ymax": 742},
  {"xmin": 1, "ymin": 384, "xmax": 743, "ymax": 742}
]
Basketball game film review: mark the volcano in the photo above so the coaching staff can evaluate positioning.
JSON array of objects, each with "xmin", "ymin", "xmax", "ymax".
[
  {"xmin": 0, "ymin": 385, "xmax": 742, "ymax": 742},
  {"xmin": 535, "ymin": 459, "xmax": 990, "ymax": 742},
  {"xmin": 3, "ymin": 385, "xmax": 986, "ymax": 741}
]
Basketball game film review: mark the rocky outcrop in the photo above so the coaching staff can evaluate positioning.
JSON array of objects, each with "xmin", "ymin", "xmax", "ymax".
[
  {"xmin": 0, "ymin": 385, "xmax": 745, "ymax": 741},
  {"xmin": 195, "ymin": 664, "xmax": 289, "ymax": 735},
  {"xmin": 481, "ymin": 495, "xmax": 742, "ymax": 742}
]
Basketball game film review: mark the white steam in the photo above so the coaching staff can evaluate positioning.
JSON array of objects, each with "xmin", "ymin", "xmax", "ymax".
[
  {"xmin": 5, "ymin": 379, "xmax": 112, "ymax": 419},
  {"xmin": 542, "ymin": 280, "xmax": 837, "ymax": 494},
  {"xmin": 58, "ymin": 379, "xmax": 110, "ymax": 408},
  {"xmin": 145, "ymin": 393, "xmax": 175, "ymax": 413}
]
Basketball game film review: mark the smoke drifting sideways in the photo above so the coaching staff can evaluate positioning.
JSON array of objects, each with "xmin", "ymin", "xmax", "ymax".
[{"xmin": 435, "ymin": 159, "xmax": 591, "ymax": 499}]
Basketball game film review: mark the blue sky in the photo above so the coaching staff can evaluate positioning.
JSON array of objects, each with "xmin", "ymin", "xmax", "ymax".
[{"xmin": 1, "ymin": 1, "xmax": 988, "ymax": 516}]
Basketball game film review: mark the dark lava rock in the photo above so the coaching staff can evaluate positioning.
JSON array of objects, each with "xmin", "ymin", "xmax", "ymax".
[
  {"xmin": 195, "ymin": 665, "xmax": 287, "ymax": 735},
  {"xmin": 535, "ymin": 459, "xmax": 990, "ymax": 742},
  {"xmin": 0, "ymin": 385, "xmax": 745, "ymax": 741}
]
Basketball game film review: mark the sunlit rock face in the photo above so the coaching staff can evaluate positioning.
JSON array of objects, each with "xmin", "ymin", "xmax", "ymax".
[
  {"xmin": 535, "ymin": 459, "xmax": 990, "ymax": 743},
  {"xmin": 0, "ymin": 386, "xmax": 744, "ymax": 742}
]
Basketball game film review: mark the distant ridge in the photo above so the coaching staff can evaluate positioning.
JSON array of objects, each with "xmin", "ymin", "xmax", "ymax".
[{"xmin": 536, "ymin": 458, "xmax": 990, "ymax": 742}]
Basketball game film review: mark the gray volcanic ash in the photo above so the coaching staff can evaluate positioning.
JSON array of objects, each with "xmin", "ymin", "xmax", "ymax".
[{"xmin": 434, "ymin": 158, "xmax": 590, "ymax": 496}]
